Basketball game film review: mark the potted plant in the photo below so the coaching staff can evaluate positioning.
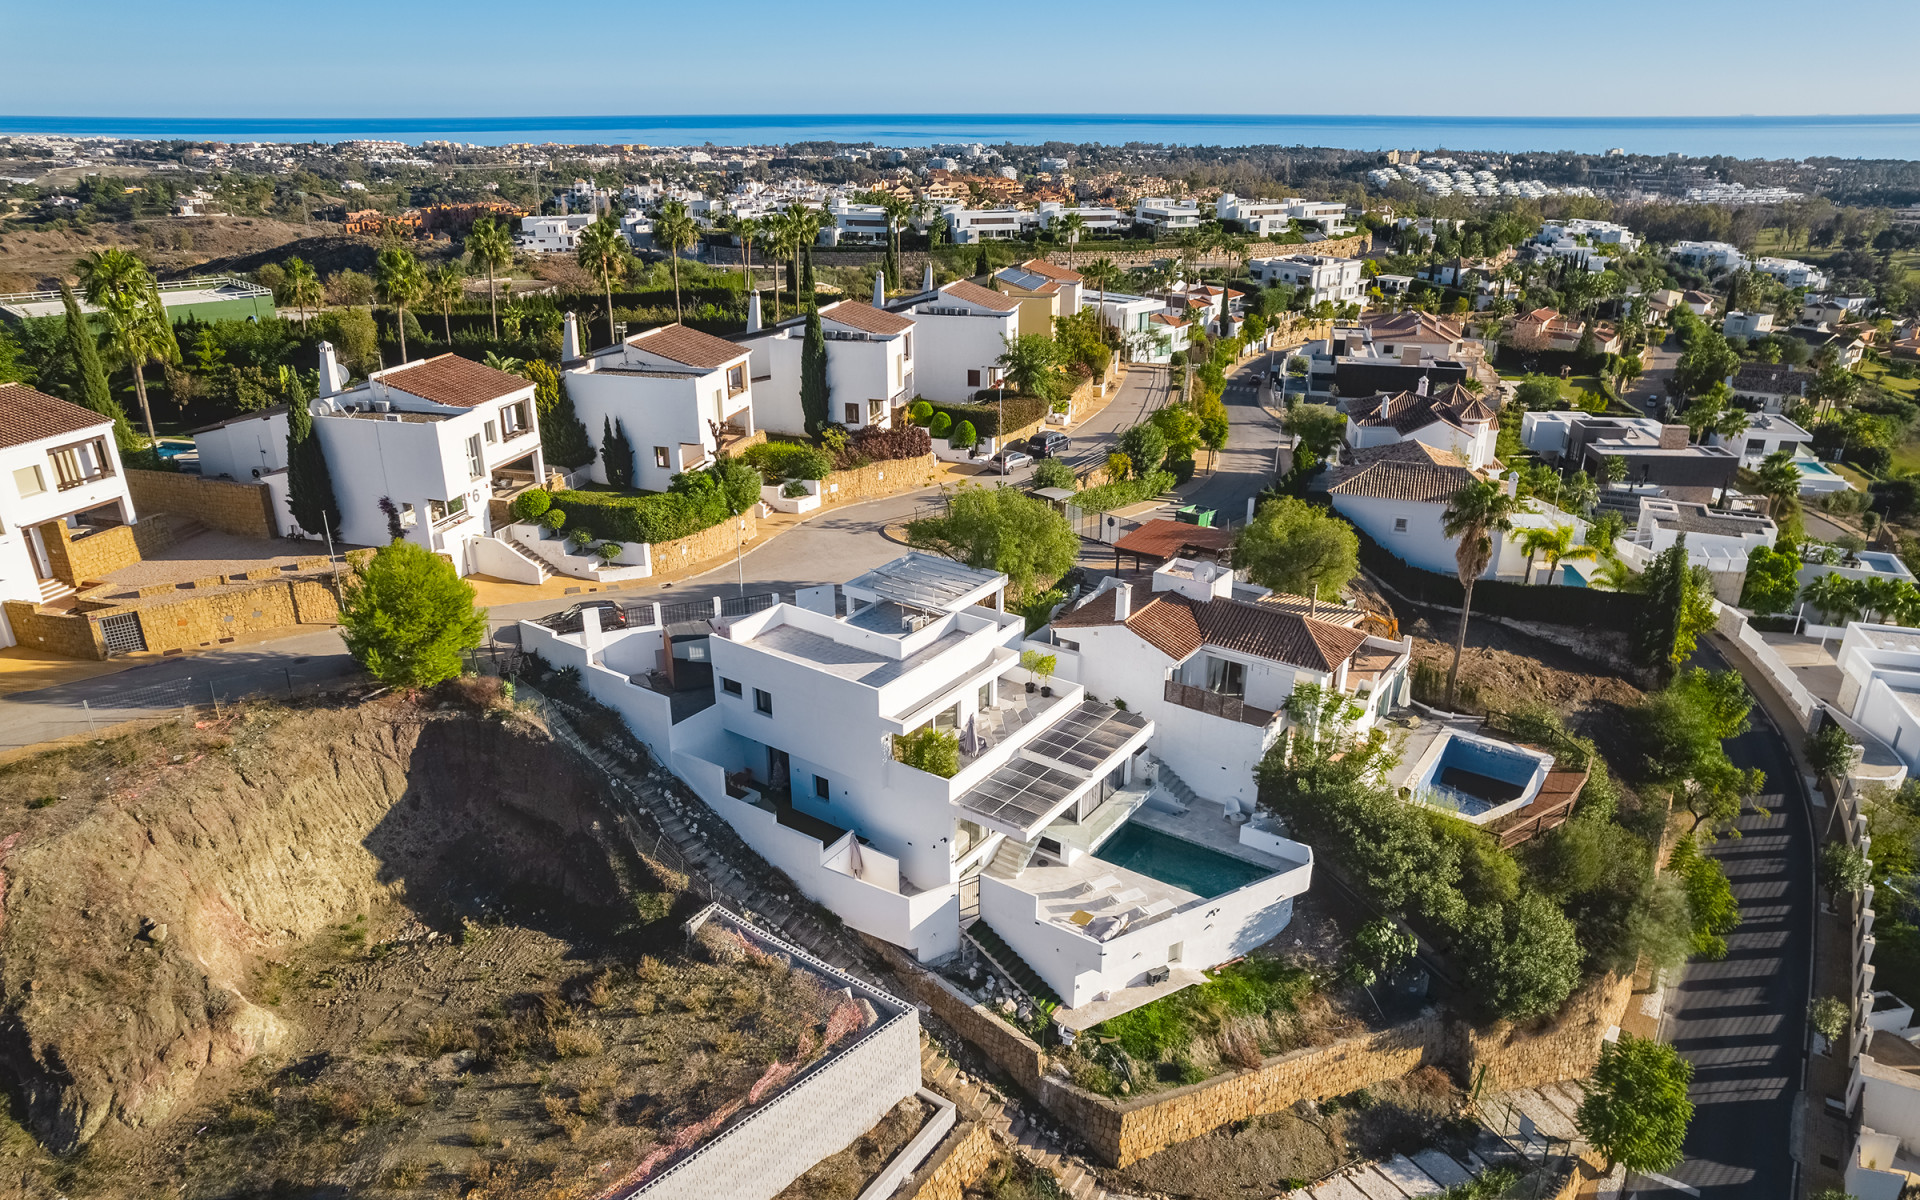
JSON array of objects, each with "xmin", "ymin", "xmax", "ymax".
[
  {"xmin": 569, "ymin": 528, "xmax": 594, "ymax": 551},
  {"xmin": 1020, "ymin": 649, "xmax": 1057, "ymax": 697},
  {"xmin": 597, "ymin": 541, "xmax": 625, "ymax": 565},
  {"xmin": 542, "ymin": 508, "xmax": 567, "ymax": 538}
]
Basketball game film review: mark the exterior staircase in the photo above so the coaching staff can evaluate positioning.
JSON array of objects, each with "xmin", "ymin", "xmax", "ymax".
[
  {"xmin": 35, "ymin": 576, "xmax": 75, "ymax": 604},
  {"xmin": 494, "ymin": 530, "xmax": 553, "ymax": 582},
  {"xmin": 962, "ymin": 920, "xmax": 1062, "ymax": 1008},
  {"xmin": 1149, "ymin": 759, "xmax": 1203, "ymax": 814},
  {"xmin": 985, "ymin": 836, "xmax": 1035, "ymax": 880},
  {"xmin": 918, "ymin": 1033, "xmax": 1112, "ymax": 1200}
]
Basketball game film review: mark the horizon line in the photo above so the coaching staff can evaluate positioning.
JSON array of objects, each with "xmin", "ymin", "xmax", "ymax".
[{"xmin": 4, "ymin": 112, "xmax": 1919, "ymax": 127}]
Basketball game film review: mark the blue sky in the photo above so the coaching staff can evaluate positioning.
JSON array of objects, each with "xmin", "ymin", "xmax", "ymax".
[{"xmin": 9, "ymin": 0, "xmax": 1920, "ymax": 117}]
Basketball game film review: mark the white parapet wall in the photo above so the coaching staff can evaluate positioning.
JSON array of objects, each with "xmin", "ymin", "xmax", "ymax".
[{"xmin": 632, "ymin": 905, "xmax": 924, "ymax": 1200}]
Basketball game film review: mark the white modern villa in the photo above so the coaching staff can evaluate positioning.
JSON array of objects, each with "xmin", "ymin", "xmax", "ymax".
[{"xmin": 520, "ymin": 554, "xmax": 1316, "ymax": 1021}]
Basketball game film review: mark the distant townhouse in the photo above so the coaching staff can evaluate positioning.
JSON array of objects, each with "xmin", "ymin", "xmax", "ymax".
[
  {"xmin": 1728, "ymin": 361, "xmax": 1814, "ymax": 412},
  {"xmin": 192, "ymin": 347, "xmax": 545, "ymax": 576},
  {"xmin": 735, "ymin": 299, "xmax": 914, "ymax": 434},
  {"xmin": 993, "ymin": 259, "xmax": 1083, "ymax": 338},
  {"xmin": 1214, "ymin": 194, "xmax": 1352, "ymax": 237},
  {"xmin": 1536, "ymin": 218, "xmax": 1641, "ymax": 253},
  {"xmin": 1722, "ymin": 310, "xmax": 1775, "ymax": 340},
  {"xmin": 1344, "ymin": 383, "xmax": 1499, "ymax": 469},
  {"xmin": 562, "ymin": 321, "xmax": 756, "ymax": 493},
  {"xmin": 1033, "ymin": 202, "xmax": 1126, "ymax": 237},
  {"xmin": 1802, "ymin": 296, "xmax": 1871, "ymax": 328},
  {"xmin": 1706, "ymin": 410, "xmax": 1815, "ymax": 466},
  {"xmin": 896, "ymin": 280, "xmax": 1020, "ymax": 402},
  {"xmin": 1045, "ymin": 557, "xmax": 1408, "ymax": 813},
  {"xmin": 0, "ymin": 384, "xmax": 135, "ymax": 641},
  {"xmin": 518, "ymin": 213, "xmax": 595, "ymax": 253},
  {"xmin": 1079, "ymin": 292, "xmax": 1173, "ymax": 362},
  {"xmin": 1670, "ymin": 240, "xmax": 1746, "ymax": 273},
  {"xmin": 1507, "ymin": 307, "xmax": 1622, "ymax": 354},
  {"xmin": 1246, "ymin": 254, "xmax": 1364, "ymax": 308},
  {"xmin": 932, "ymin": 206, "xmax": 1039, "ymax": 244},
  {"xmin": 1132, "ymin": 198, "xmax": 1203, "ymax": 234},
  {"xmin": 820, "ymin": 199, "xmax": 892, "ymax": 247},
  {"xmin": 1753, "ymin": 256, "xmax": 1830, "ymax": 291}
]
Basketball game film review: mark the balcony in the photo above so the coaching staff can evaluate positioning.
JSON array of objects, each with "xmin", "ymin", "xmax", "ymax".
[{"xmin": 1162, "ymin": 679, "xmax": 1277, "ymax": 728}]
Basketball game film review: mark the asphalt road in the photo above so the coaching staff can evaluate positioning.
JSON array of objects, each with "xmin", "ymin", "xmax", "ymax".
[
  {"xmin": 1656, "ymin": 642, "xmax": 1814, "ymax": 1198},
  {"xmin": 0, "ymin": 360, "xmax": 1290, "ymax": 749}
]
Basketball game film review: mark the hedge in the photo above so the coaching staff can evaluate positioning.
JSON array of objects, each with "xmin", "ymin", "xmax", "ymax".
[
  {"xmin": 924, "ymin": 393, "xmax": 1048, "ymax": 438},
  {"xmin": 740, "ymin": 441, "xmax": 834, "ymax": 480},
  {"xmin": 550, "ymin": 487, "xmax": 731, "ymax": 545},
  {"xmin": 1071, "ymin": 470, "xmax": 1176, "ymax": 513},
  {"xmin": 846, "ymin": 424, "xmax": 931, "ymax": 463},
  {"xmin": 1351, "ymin": 521, "xmax": 1649, "ymax": 632}
]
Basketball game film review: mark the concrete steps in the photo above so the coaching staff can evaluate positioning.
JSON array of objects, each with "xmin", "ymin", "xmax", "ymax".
[
  {"xmin": 1149, "ymin": 759, "xmax": 1202, "ymax": 813},
  {"xmin": 35, "ymin": 576, "xmax": 74, "ymax": 604}
]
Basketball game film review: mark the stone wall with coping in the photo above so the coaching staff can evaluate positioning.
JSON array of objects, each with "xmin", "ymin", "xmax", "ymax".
[
  {"xmin": 125, "ymin": 469, "xmax": 277, "ymax": 538},
  {"xmin": 822, "ymin": 455, "xmax": 939, "ymax": 509},
  {"xmin": 866, "ymin": 938, "xmax": 1048, "ymax": 1088},
  {"xmin": 2, "ymin": 601, "xmax": 105, "ymax": 659},
  {"xmin": 650, "ymin": 509, "xmax": 759, "ymax": 574}
]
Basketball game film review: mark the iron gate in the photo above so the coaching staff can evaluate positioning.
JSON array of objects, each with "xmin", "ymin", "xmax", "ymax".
[{"xmin": 99, "ymin": 612, "xmax": 146, "ymax": 655}]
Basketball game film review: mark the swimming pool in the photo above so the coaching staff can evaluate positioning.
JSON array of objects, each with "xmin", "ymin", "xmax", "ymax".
[
  {"xmin": 1409, "ymin": 731, "xmax": 1551, "ymax": 819},
  {"xmin": 1094, "ymin": 823, "xmax": 1269, "ymax": 898},
  {"xmin": 154, "ymin": 442, "xmax": 192, "ymax": 459},
  {"xmin": 1797, "ymin": 460, "xmax": 1835, "ymax": 476}
]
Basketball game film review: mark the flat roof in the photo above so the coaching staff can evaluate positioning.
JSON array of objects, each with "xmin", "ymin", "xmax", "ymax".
[
  {"xmin": 845, "ymin": 554, "xmax": 1003, "ymax": 612},
  {"xmin": 0, "ymin": 275, "xmax": 270, "ymax": 321},
  {"xmin": 745, "ymin": 620, "xmax": 969, "ymax": 688}
]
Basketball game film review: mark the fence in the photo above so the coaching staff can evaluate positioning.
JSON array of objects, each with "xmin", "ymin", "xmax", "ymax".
[
  {"xmin": 1353, "ymin": 524, "xmax": 1650, "ymax": 633},
  {"xmin": 3, "ymin": 663, "xmax": 356, "ymax": 752}
]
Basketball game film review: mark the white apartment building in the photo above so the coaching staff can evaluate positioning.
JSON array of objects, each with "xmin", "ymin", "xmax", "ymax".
[
  {"xmin": 1132, "ymin": 198, "xmax": 1202, "ymax": 234},
  {"xmin": 1215, "ymin": 194, "xmax": 1352, "ymax": 237},
  {"xmin": 562, "ymin": 320, "xmax": 756, "ymax": 494},
  {"xmin": 1246, "ymin": 254, "xmax": 1365, "ymax": 307},
  {"xmin": 190, "ymin": 347, "xmax": 546, "ymax": 577},
  {"xmin": 932, "ymin": 206, "xmax": 1039, "ymax": 245},
  {"xmin": 1042, "ymin": 557, "xmax": 1410, "ymax": 813},
  {"xmin": 737, "ymin": 299, "xmax": 914, "ymax": 434},
  {"xmin": 1836, "ymin": 624, "xmax": 1920, "ymax": 776},
  {"xmin": 820, "ymin": 199, "xmax": 892, "ymax": 247},
  {"xmin": 1034, "ymin": 202, "xmax": 1127, "ymax": 237},
  {"xmin": 1537, "ymin": 219, "xmax": 1641, "ymax": 252},
  {"xmin": 898, "ymin": 281, "xmax": 1019, "ymax": 403},
  {"xmin": 520, "ymin": 554, "xmax": 1317, "ymax": 1018},
  {"xmin": 0, "ymin": 384, "xmax": 136, "ymax": 645},
  {"xmin": 1079, "ymin": 292, "xmax": 1173, "ymax": 362},
  {"xmin": 1754, "ymin": 256, "xmax": 1830, "ymax": 291},
  {"xmin": 519, "ymin": 213, "xmax": 595, "ymax": 253},
  {"xmin": 1722, "ymin": 310, "xmax": 1775, "ymax": 339},
  {"xmin": 1670, "ymin": 240, "xmax": 1746, "ymax": 273}
]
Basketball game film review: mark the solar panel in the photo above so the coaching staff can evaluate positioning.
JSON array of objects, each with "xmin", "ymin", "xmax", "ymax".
[
  {"xmin": 1026, "ymin": 704, "xmax": 1149, "ymax": 773},
  {"xmin": 957, "ymin": 758, "xmax": 1081, "ymax": 831}
]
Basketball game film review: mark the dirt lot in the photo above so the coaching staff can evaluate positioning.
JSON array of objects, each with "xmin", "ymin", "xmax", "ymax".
[
  {"xmin": 0, "ymin": 215, "xmax": 377, "ymax": 291},
  {"xmin": 1104, "ymin": 1067, "xmax": 1467, "ymax": 1198},
  {"xmin": 0, "ymin": 690, "xmax": 910, "ymax": 1199}
]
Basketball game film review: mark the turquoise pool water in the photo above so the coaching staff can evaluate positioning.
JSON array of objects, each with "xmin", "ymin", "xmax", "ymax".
[
  {"xmin": 1797, "ymin": 460, "xmax": 1835, "ymax": 476},
  {"xmin": 155, "ymin": 443, "xmax": 191, "ymax": 459},
  {"xmin": 1094, "ymin": 824, "xmax": 1269, "ymax": 898}
]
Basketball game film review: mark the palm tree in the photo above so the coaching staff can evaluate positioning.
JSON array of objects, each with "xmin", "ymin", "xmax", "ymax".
[
  {"xmin": 1539, "ymin": 524, "xmax": 1601, "ymax": 585},
  {"xmin": 374, "ymin": 246, "xmax": 426, "ymax": 363},
  {"xmin": 763, "ymin": 212, "xmax": 798, "ymax": 322},
  {"xmin": 1752, "ymin": 449, "xmax": 1803, "ymax": 530},
  {"xmin": 1857, "ymin": 575, "xmax": 1911, "ymax": 625},
  {"xmin": 1803, "ymin": 572, "xmax": 1861, "ymax": 627},
  {"xmin": 425, "ymin": 262, "xmax": 465, "ymax": 343},
  {"xmin": 576, "ymin": 214, "xmax": 630, "ymax": 346},
  {"xmin": 284, "ymin": 257, "xmax": 322, "ymax": 326},
  {"xmin": 1059, "ymin": 212, "xmax": 1087, "ymax": 248},
  {"xmin": 465, "ymin": 217, "xmax": 515, "ymax": 338},
  {"xmin": 1441, "ymin": 478, "xmax": 1523, "ymax": 707},
  {"xmin": 732, "ymin": 215, "xmax": 763, "ymax": 298},
  {"xmin": 78, "ymin": 247, "xmax": 172, "ymax": 445},
  {"xmin": 779, "ymin": 203, "xmax": 827, "ymax": 306},
  {"xmin": 482, "ymin": 351, "xmax": 526, "ymax": 374},
  {"xmin": 1082, "ymin": 256, "xmax": 1120, "ymax": 336},
  {"xmin": 879, "ymin": 194, "xmax": 917, "ymax": 288},
  {"xmin": 652, "ymin": 200, "xmax": 698, "ymax": 323}
]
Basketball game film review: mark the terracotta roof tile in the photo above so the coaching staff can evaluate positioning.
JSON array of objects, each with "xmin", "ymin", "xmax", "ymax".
[
  {"xmin": 1113, "ymin": 519, "xmax": 1237, "ymax": 561},
  {"xmin": 1018, "ymin": 258, "xmax": 1083, "ymax": 283},
  {"xmin": 1328, "ymin": 451, "xmax": 1480, "ymax": 503},
  {"xmin": 0, "ymin": 382, "xmax": 114, "ymax": 450},
  {"xmin": 1363, "ymin": 311, "xmax": 1465, "ymax": 343},
  {"xmin": 820, "ymin": 301, "xmax": 914, "ymax": 336},
  {"xmin": 1346, "ymin": 384, "xmax": 1493, "ymax": 436},
  {"xmin": 376, "ymin": 354, "xmax": 530, "ymax": 409},
  {"xmin": 627, "ymin": 323, "xmax": 749, "ymax": 369},
  {"xmin": 1053, "ymin": 584, "xmax": 1371, "ymax": 673},
  {"xmin": 939, "ymin": 280, "xmax": 1020, "ymax": 313}
]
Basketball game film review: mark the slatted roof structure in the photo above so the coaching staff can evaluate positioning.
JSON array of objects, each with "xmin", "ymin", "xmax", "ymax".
[
  {"xmin": 844, "ymin": 554, "xmax": 1003, "ymax": 614},
  {"xmin": 957, "ymin": 703, "xmax": 1151, "ymax": 837},
  {"xmin": 1025, "ymin": 703, "xmax": 1149, "ymax": 772},
  {"xmin": 957, "ymin": 758, "xmax": 1085, "ymax": 833}
]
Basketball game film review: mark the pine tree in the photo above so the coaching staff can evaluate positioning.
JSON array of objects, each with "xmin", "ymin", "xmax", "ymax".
[
  {"xmin": 59, "ymin": 284, "xmax": 137, "ymax": 451},
  {"xmin": 284, "ymin": 373, "xmax": 341, "ymax": 539},
  {"xmin": 800, "ymin": 305, "xmax": 830, "ymax": 435}
]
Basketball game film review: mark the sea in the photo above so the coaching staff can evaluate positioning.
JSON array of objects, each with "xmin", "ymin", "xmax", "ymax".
[{"xmin": 3, "ymin": 114, "xmax": 1919, "ymax": 160}]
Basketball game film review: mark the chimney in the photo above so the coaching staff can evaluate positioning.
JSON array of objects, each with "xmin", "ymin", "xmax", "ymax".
[
  {"xmin": 317, "ymin": 341, "xmax": 346, "ymax": 397},
  {"xmin": 873, "ymin": 270, "xmax": 886, "ymax": 307},
  {"xmin": 561, "ymin": 311, "xmax": 583, "ymax": 362},
  {"xmin": 1400, "ymin": 345, "xmax": 1421, "ymax": 365},
  {"xmin": 1112, "ymin": 581, "xmax": 1131, "ymax": 622},
  {"xmin": 746, "ymin": 291, "xmax": 762, "ymax": 332},
  {"xmin": 1660, "ymin": 424, "xmax": 1690, "ymax": 449},
  {"xmin": 921, "ymin": 260, "xmax": 935, "ymax": 293}
]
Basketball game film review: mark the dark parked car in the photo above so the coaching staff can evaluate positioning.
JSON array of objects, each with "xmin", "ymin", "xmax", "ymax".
[{"xmin": 1026, "ymin": 431, "xmax": 1071, "ymax": 458}]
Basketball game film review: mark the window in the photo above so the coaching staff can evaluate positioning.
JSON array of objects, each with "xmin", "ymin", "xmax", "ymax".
[
  {"xmin": 13, "ymin": 464, "xmax": 45, "ymax": 498},
  {"xmin": 429, "ymin": 496, "xmax": 468, "ymax": 524},
  {"xmin": 501, "ymin": 400, "xmax": 532, "ymax": 437},
  {"xmin": 484, "ymin": 420, "xmax": 498, "ymax": 444},
  {"xmin": 1205, "ymin": 656, "xmax": 1245, "ymax": 697},
  {"xmin": 813, "ymin": 774, "xmax": 830, "ymax": 800},
  {"xmin": 933, "ymin": 704, "xmax": 961, "ymax": 731},
  {"xmin": 869, "ymin": 398, "xmax": 886, "ymax": 424},
  {"xmin": 48, "ymin": 437, "xmax": 111, "ymax": 490},
  {"xmin": 1393, "ymin": 517, "xmax": 1409, "ymax": 533},
  {"xmin": 400, "ymin": 503, "xmax": 417, "ymax": 527},
  {"xmin": 753, "ymin": 688, "xmax": 773, "ymax": 716},
  {"xmin": 721, "ymin": 677, "xmax": 742, "ymax": 697},
  {"xmin": 465, "ymin": 433, "xmax": 483, "ymax": 480},
  {"xmin": 978, "ymin": 682, "xmax": 992, "ymax": 712},
  {"xmin": 726, "ymin": 364, "xmax": 745, "ymax": 394},
  {"xmin": 654, "ymin": 446, "xmax": 670, "ymax": 469},
  {"xmin": 902, "ymin": 332, "xmax": 912, "ymax": 362},
  {"xmin": 845, "ymin": 402, "xmax": 861, "ymax": 425},
  {"xmin": 1167, "ymin": 942, "xmax": 1184, "ymax": 963},
  {"xmin": 967, "ymin": 369, "xmax": 981, "ymax": 387}
]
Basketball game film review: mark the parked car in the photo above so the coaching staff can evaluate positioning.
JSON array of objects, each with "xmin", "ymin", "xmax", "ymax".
[
  {"xmin": 1026, "ymin": 431, "xmax": 1072, "ymax": 458},
  {"xmin": 991, "ymin": 449, "xmax": 1033, "ymax": 473},
  {"xmin": 546, "ymin": 599, "xmax": 626, "ymax": 634}
]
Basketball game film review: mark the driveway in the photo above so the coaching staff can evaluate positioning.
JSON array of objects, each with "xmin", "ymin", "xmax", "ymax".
[{"xmin": 1656, "ymin": 641, "xmax": 1815, "ymax": 1197}]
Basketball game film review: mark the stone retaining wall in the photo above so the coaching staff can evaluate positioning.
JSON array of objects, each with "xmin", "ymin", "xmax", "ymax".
[
  {"xmin": 867, "ymin": 940, "xmax": 1048, "ymax": 1088},
  {"xmin": 899, "ymin": 1120, "xmax": 997, "ymax": 1200},
  {"xmin": 2, "ymin": 600, "xmax": 105, "ymax": 658},
  {"xmin": 125, "ymin": 469, "xmax": 277, "ymax": 538},
  {"xmin": 1450, "ymin": 973, "xmax": 1634, "ymax": 1094},
  {"xmin": 650, "ymin": 509, "xmax": 759, "ymax": 574},
  {"xmin": 821, "ymin": 455, "xmax": 940, "ymax": 509}
]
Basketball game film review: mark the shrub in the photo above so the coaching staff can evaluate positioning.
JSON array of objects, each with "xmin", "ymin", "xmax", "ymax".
[
  {"xmin": 569, "ymin": 527, "xmax": 594, "ymax": 548},
  {"xmin": 950, "ymin": 419, "xmax": 977, "ymax": 450},
  {"xmin": 543, "ymin": 508, "xmax": 567, "ymax": 531},
  {"xmin": 509, "ymin": 489, "xmax": 552, "ymax": 522},
  {"xmin": 740, "ymin": 440, "xmax": 833, "ymax": 480},
  {"xmin": 895, "ymin": 727, "xmax": 960, "ymax": 777},
  {"xmin": 552, "ymin": 486, "xmax": 731, "ymax": 544},
  {"xmin": 908, "ymin": 399, "xmax": 933, "ymax": 424},
  {"xmin": 929, "ymin": 411, "xmax": 953, "ymax": 437},
  {"xmin": 849, "ymin": 423, "xmax": 932, "ymax": 463},
  {"xmin": 596, "ymin": 541, "xmax": 624, "ymax": 561},
  {"xmin": 782, "ymin": 480, "xmax": 809, "ymax": 498},
  {"xmin": 925, "ymin": 395, "xmax": 1047, "ymax": 438},
  {"xmin": 551, "ymin": 1028, "xmax": 604, "ymax": 1058},
  {"xmin": 1071, "ymin": 469, "xmax": 1176, "ymax": 513},
  {"xmin": 1031, "ymin": 458, "xmax": 1076, "ymax": 490}
]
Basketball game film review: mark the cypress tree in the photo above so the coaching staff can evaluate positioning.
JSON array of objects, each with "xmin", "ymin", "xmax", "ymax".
[
  {"xmin": 284, "ymin": 373, "xmax": 341, "ymax": 539},
  {"xmin": 527, "ymin": 360, "xmax": 595, "ymax": 470},
  {"xmin": 601, "ymin": 416, "xmax": 634, "ymax": 488},
  {"xmin": 59, "ymin": 284, "xmax": 137, "ymax": 451},
  {"xmin": 801, "ymin": 246, "xmax": 816, "ymax": 307},
  {"xmin": 883, "ymin": 244, "xmax": 900, "ymax": 294},
  {"xmin": 975, "ymin": 245, "xmax": 990, "ymax": 278},
  {"xmin": 800, "ymin": 305, "xmax": 830, "ymax": 435}
]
